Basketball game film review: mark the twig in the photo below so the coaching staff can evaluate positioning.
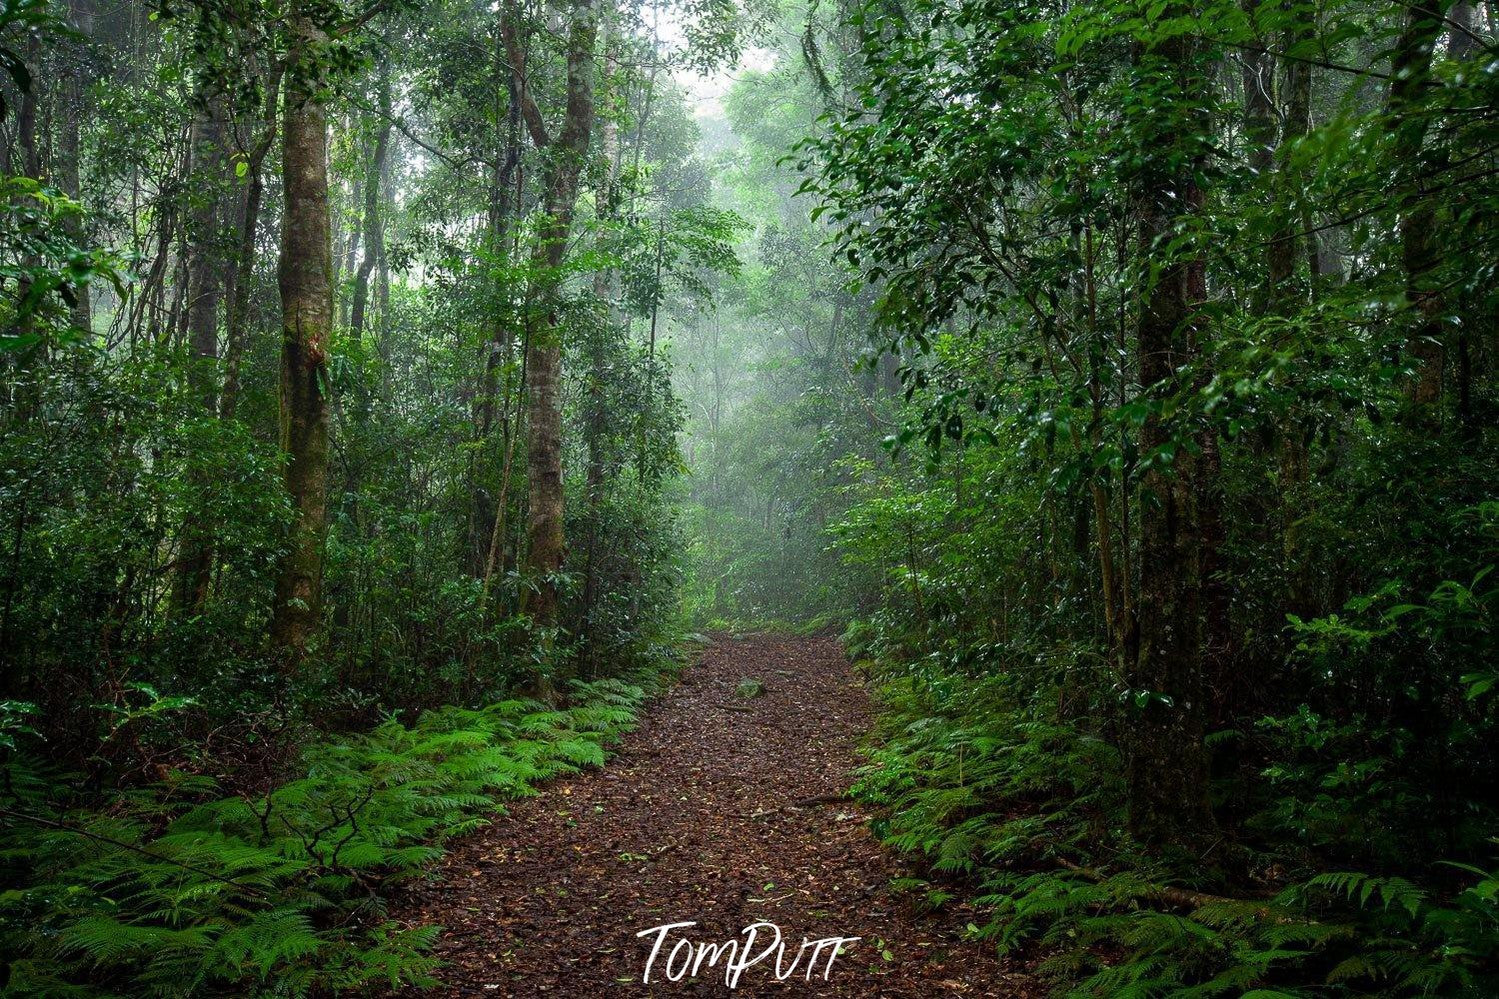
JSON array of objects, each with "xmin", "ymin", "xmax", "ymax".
[
  {"xmin": 1054, "ymin": 856, "xmax": 1300, "ymax": 925},
  {"xmin": 0, "ymin": 806, "xmax": 269, "ymax": 897},
  {"xmin": 733, "ymin": 792, "xmax": 856, "ymax": 820}
]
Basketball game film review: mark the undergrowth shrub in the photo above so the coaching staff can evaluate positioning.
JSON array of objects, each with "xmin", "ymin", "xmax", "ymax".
[
  {"xmin": 0, "ymin": 674, "xmax": 658, "ymax": 996},
  {"xmin": 852, "ymin": 651, "xmax": 1499, "ymax": 997}
]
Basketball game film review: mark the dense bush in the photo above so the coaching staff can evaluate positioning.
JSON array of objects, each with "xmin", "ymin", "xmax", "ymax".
[{"xmin": 833, "ymin": 429, "xmax": 1499, "ymax": 994}]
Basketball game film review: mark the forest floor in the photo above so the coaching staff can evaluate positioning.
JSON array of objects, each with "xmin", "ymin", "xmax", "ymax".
[{"xmin": 390, "ymin": 634, "xmax": 1037, "ymax": 996}]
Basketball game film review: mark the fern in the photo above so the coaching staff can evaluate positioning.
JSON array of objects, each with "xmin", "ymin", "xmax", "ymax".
[
  {"xmin": 0, "ymin": 666, "xmax": 655, "ymax": 996},
  {"xmin": 851, "ymin": 650, "xmax": 1499, "ymax": 998}
]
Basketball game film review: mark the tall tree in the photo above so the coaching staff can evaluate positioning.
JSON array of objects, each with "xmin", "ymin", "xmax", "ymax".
[
  {"xmin": 503, "ymin": 0, "xmax": 599, "ymax": 641},
  {"xmin": 172, "ymin": 96, "xmax": 228, "ymax": 615},
  {"xmin": 1388, "ymin": 0, "xmax": 1448, "ymax": 410},
  {"xmin": 469, "ymin": 38, "xmax": 523, "ymax": 580},
  {"xmin": 349, "ymin": 58, "xmax": 391, "ymax": 341},
  {"xmin": 1124, "ymin": 21, "xmax": 1215, "ymax": 845},
  {"xmin": 220, "ymin": 61, "xmax": 282, "ymax": 422},
  {"xmin": 59, "ymin": 0, "xmax": 94, "ymax": 332},
  {"xmin": 578, "ymin": 19, "xmax": 618, "ymax": 676},
  {"xmin": 270, "ymin": 13, "xmax": 334, "ymax": 661}
]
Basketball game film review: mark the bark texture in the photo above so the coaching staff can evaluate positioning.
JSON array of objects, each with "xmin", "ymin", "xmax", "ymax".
[
  {"xmin": 270, "ymin": 28, "xmax": 334, "ymax": 662},
  {"xmin": 504, "ymin": 0, "xmax": 599, "ymax": 632},
  {"xmin": 173, "ymin": 101, "xmax": 227, "ymax": 615}
]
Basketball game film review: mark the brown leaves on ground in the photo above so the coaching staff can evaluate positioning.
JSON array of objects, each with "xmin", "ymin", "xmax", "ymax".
[{"xmin": 391, "ymin": 634, "xmax": 1037, "ymax": 997}]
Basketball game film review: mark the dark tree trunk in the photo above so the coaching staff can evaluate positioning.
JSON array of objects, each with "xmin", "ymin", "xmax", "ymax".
[
  {"xmin": 1125, "ymin": 28, "xmax": 1215, "ymax": 847},
  {"xmin": 60, "ymin": 0, "xmax": 94, "ymax": 332},
  {"xmin": 579, "ymin": 31, "xmax": 618, "ymax": 676},
  {"xmin": 184, "ymin": 104, "xmax": 225, "ymax": 412},
  {"xmin": 1389, "ymin": 1, "xmax": 1447, "ymax": 410},
  {"xmin": 18, "ymin": 36, "xmax": 41, "ymax": 180},
  {"xmin": 219, "ymin": 67, "xmax": 280, "ymax": 422},
  {"xmin": 468, "ymin": 52, "xmax": 523, "ymax": 579}
]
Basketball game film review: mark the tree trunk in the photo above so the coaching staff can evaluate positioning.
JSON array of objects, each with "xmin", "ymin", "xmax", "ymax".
[
  {"xmin": 184, "ymin": 104, "xmax": 225, "ymax": 412},
  {"xmin": 18, "ymin": 36, "xmax": 41, "ymax": 180},
  {"xmin": 579, "ymin": 26, "xmax": 618, "ymax": 676},
  {"xmin": 1126, "ymin": 28, "xmax": 1215, "ymax": 847},
  {"xmin": 468, "ymin": 50, "xmax": 523, "ymax": 578},
  {"xmin": 219, "ymin": 66, "xmax": 281, "ymax": 422},
  {"xmin": 349, "ymin": 63, "xmax": 391, "ymax": 340},
  {"xmin": 505, "ymin": 0, "xmax": 599, "ymax": 641},
  {"xmin": 270, "ymin": 23, "xmax": 334, "ymax": 663},
  {"xmin": 1448, "ymin": 1, "xmax": 1479, "ymax": 431},
  {"xmin": 1389, "ymin": 1, "xmax": 1447, "ymax": 410},
  {"xmin": 1276, "ymin": 17, "xmax": 1315, "ymax": 622},
  {"xmin": 173, "ymin": 100, "xmax": 227, "ymax": 615},
  {"xmin": 1239, "ymin": 0, "xmax": 1274, "ymax": 180},
  {"xmin": 60, "ymin": 0, "xmax": 94, "ymax": 332}
]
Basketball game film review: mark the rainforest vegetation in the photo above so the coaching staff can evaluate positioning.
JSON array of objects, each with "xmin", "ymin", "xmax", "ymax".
[{"xmin": 1, "ymin": 0, "xmax": 1496, "ymax": 992}]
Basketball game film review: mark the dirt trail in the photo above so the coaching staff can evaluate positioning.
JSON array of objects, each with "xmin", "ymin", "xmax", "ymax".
[{"xmin": 394, "ymin": 634, "xmax": 1035, "ymax": 996}]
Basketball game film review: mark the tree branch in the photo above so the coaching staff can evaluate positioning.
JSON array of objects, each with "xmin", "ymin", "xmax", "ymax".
[{"xmin": 501, "ymin": 0, "xmax": 550, "ymax": 149}]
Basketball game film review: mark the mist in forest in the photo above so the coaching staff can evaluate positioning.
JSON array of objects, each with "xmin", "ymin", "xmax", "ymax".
[{"xmin": 2, "ymin": 0, "xmax": 1497, "ymax": 994}]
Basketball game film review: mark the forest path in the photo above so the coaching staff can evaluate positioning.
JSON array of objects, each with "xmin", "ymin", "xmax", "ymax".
[{"xmin": 393, "ymin": 634, "xmax": 1035, "ymax": 997}]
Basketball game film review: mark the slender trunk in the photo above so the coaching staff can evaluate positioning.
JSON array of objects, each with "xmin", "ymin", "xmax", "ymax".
[
  {"xmin": 469, "ymin": 51, "xmax": 523, "ymax": 578},
  {"xmin": 1268, "ymin": 19, "xmax": 1309, "ymax": 297},
  {"xmin": 638, "ymin": 220, "xmax": 664, "ymax": 481},
  {"xmin": 1240, "ymin": 0, "xmax": 1275, "ymax": 180},
  {"xmin": 1449, "ymin": 1, "xmax": 1479, "ymax": 432},
  {"xmin": 219, "ymin": 69, "xmax": 280, "ymax": 422},
  {"xmin": 1276, "ymin": 15, "xmax": 1315, "ymax": 622},
  {"xmin": 173, "ymin": 100, "xmax": 228, "ymax": 615},
  {"xmin": 61, "ymin": 0, "xmax": 94, "ymax": 331},
  {"xmin": 8, "ymin": 37, "xmax": 44, "ymax": 417},
  {"xmin": 349, "ymin": 63, "xmax": 391, "ymax": 340},
  {"xmin": 480, "ymin": 403, "xmax": 522, "ymax": 611},
  {"xmin": 580, "ymin": 26, "xmax": 618, "ymax": 675},
  {"xmin": 1083, "ymin": 218, "xmax": 1121, "ymax": 659},
  {"xmin": 184, "ymin": 103, "xmax": 225, "ymax": 412},
  {"xmin": 18, "ymin": 36, "xmax": 41, "ymax": 179},
  {"xmin": 333, "ymin": 68, "xmax": 391, "ymax": 637},
  {"xmin": 270, "ymin": 22, "xmax": 334, "ymax": 663},
  {"xmin": 221, "ymin": 142, "xmax": 273, "ymax": 419}
]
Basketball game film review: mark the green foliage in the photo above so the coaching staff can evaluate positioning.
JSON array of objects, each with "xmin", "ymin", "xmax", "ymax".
[
  {"xmin": 855, "ymin": 644, "xmax": 1499, "ymax": 996},
  {"xmin": 0, "ymin": 175, "xmax": 122, "ymax": 350},
  {"xmin": 770, "ymin": 0, "xmax": 1499, "ymax": 990},
  {"xmin": 855, "ymin": 670, "xmax": 1123, "ymax": 874},
  {"xmin": 0, "ymin": 0, "xmax": 55, "ymax": 122},
  {"xmin": 2, "ymin": 0, "xmax": 710, "ymax": 993},
  {"xmin": 837, "ymin": 433, "xmax": 1498, "ymax": 995},
  {"xmin": 0, "ymin": 674, "xmax": 655, "ymax": 996}
]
